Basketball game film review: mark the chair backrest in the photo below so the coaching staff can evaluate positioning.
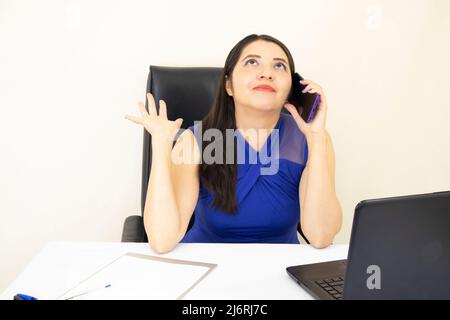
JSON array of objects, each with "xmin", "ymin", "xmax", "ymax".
[{"xmin": 141, "ymin": 66, "xmax": 223, "ymax": 231}]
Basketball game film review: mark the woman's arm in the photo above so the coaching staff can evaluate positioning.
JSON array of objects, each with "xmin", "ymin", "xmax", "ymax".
[
  {"xmin": 144, "ymin": 131, "xmax": 200, "ymax": 254},
  {"xmin": 299, "ymin": 130, "xmax": 343, "ymax": 248},
  {"xmin": 125, "ymin": 93, "xmax": 199, "ymax": 254},
  {"xmin": 284, "ymin": 79, "xmax": 342, "ymax": 248},
  {"xmin": 144, "ymin": 139, "xmax": 183, "ymax": 253}
]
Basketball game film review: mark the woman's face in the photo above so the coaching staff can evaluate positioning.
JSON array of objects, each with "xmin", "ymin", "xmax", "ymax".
[{"xmin": 225, "ymin": 40, "xmax": 292, "ymax": 112}]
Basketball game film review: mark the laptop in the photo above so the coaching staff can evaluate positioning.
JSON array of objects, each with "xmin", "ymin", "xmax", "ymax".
[{"xmin": 286, "ymin": 191, "xmax": 450, "ymax": 300}]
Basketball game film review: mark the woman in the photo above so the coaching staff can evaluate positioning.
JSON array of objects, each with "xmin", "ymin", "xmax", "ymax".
[{"xmin": 125, "ymin": 34, "xmax": 342, "ymax": 253}]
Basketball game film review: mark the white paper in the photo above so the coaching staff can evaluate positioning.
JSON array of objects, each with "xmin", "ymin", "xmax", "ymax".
[{"xmin": 58, "ymin": 253, "xmax": 216, "ymax": 300}]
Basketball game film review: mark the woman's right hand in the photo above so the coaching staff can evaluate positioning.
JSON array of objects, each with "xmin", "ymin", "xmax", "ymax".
[{"xmin": 125, "ymin": 93, "xmax": 183, "ymax": 145}]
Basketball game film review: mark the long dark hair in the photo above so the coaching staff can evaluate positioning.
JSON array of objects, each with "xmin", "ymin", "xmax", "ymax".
[{"xmin": 199, "ymin": 34, "xmax": 297, "ymax": 214}]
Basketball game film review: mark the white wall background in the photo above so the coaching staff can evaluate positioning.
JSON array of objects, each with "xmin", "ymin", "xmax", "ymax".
[{"xmin": 1, "ymin": 0, "xmax": 449, "ymax": 292}]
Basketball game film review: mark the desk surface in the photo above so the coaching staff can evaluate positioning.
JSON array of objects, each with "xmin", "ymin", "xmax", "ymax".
[{"xmin": 1, "ymin": 242, "xmax": 349, "ymax": 300}]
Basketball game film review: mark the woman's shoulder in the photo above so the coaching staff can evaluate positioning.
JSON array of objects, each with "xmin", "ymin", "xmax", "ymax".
[
  {"xmin": 185, "ymin": 121, "xmax": 203, "ymax": 148},
  {"xmin": 172, "ymin": 126, "xmax": 202, "ymax": 166}
]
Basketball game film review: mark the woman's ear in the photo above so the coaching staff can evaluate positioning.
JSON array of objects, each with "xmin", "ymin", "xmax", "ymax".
[{"xmin": 225, "ymin": 75, "xmax": 233, "ymax": 96}]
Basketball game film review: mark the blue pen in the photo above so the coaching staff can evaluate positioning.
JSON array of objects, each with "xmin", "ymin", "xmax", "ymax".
[{"xmin": 14, "ymin": 293, "xmax": 38, "ymax": 300}]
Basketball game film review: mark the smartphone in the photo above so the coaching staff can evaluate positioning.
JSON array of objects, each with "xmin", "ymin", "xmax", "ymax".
[{"xmin": 288, "ymin": 72, "xmax": 320, "ymax": 123}]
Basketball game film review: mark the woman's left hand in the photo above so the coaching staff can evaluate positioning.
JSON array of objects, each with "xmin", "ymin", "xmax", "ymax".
[{"xmin": 283, "ymin": 79, "xmax": 328, "ymax": 138}]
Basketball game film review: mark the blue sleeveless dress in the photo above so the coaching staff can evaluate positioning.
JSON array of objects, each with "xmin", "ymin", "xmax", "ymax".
[{"xmin": 180, "ymin": 113, "xmax": 308, "ymax": 243}]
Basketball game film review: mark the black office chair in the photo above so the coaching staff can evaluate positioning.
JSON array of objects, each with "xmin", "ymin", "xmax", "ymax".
[{"xmin": 121, "ymin": 65, "xmax": 310, "ymax": 244}]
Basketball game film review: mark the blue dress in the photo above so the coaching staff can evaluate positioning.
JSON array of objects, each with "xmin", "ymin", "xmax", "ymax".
[{"xmin": 180, "ymin": 113, "xmax": 309, "ymax": 244}]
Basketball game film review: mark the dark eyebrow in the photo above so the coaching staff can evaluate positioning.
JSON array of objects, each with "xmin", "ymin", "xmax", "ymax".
[{"xmin": 241, "ymin": 54, "xmax": 288, "ymax": 65}]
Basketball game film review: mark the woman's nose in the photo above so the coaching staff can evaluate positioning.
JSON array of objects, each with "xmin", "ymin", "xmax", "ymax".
[{"xmin": 259, "ymin": 74, "xmax": 273, "ymax": 80}]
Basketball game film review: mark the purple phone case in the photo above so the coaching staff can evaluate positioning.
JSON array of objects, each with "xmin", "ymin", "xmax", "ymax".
[{"xmin": 306, "ymin": 95, "xmax": 320, "ymax": 123}]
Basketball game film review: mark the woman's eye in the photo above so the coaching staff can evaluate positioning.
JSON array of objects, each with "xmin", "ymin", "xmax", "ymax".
[
  {"xmin": 276, "ymin": 63, "xmax": 287, "ymax": 70},
  {"xmin": 245, "ymin": 59, "xmax": 287, "ymax": 70}
]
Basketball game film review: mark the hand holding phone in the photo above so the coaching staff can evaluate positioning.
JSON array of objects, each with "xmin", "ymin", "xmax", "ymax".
[{"xmin": 288, "ymin": 73, "xmax": 320, "ymax": 123}]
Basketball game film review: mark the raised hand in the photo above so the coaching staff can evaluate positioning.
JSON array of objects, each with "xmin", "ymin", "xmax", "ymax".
[{"xmin": 125, "ymin": 93, "xmax": 183, "ymax": 145}]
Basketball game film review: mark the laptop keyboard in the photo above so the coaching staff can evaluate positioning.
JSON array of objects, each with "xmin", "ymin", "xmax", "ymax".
[{"xmin": 314, "ymin": 277, "xmax": 344, "ymax": 300}]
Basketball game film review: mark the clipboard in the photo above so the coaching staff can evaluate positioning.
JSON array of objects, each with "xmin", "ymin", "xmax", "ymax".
[{"xmin": 56, "ymin": 252, "xmax": 217, "ymax": 300}]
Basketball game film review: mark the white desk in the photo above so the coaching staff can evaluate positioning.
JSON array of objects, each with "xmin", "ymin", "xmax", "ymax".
[{"xmin": 1, "ymin": 242, "xmax": 349, "ymax": 300}]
